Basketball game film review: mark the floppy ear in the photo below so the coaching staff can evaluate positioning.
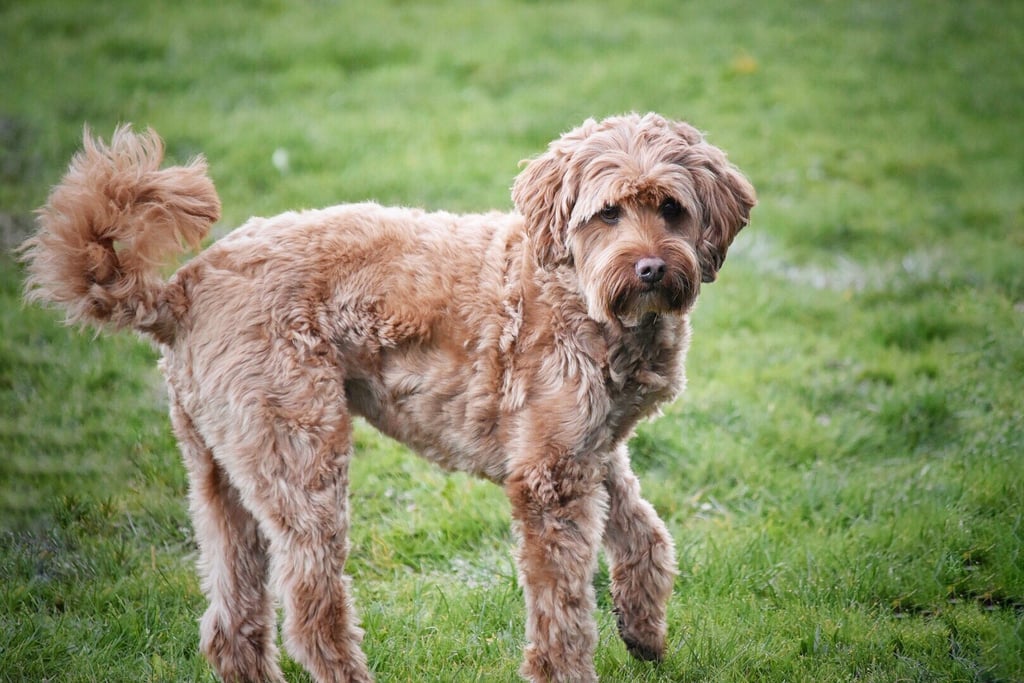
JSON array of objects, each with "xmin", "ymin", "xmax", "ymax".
[
  {"xmin": 677, "ymin": 124, "xmax": 756, "ymax": 283},
  {"xmin": 512, "ymin": 120, "xmax": 599, "ymax": 269},
  {"xmin": 512, "ymin": 151, "xmax": 574, "ymax": 267}
]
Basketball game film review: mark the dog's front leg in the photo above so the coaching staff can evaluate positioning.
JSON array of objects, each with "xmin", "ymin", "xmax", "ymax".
[
  {"xmin": 506, "ymin": 455, "xmax": 609, "ymax": 683},
  {"xmin": 602, "ymin": 444, "xmax": 677, "ymax": 662}
]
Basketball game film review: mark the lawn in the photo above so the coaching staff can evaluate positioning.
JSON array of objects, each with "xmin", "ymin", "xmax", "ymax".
[{"xmin": 1, "ymin": 0, "xmax": 1022, "ymax": 681}]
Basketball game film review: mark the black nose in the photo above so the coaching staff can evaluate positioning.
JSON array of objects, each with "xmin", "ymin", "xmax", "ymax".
[{"xmin": 635, "ymin": 257, "xmax": 666, "ymax": 284}]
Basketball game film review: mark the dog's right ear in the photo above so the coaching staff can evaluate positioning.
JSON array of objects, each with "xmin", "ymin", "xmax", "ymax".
[
  {"xmin": 513, "ymin": 121, "xmax": 599, "ymax": 269},
  {"xmin": 512, "ymin": 150, "xmax": 576, "ymax": 268}
]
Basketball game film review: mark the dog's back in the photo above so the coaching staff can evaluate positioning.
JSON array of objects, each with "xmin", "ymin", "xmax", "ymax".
[{"xmin": 164, "ymin": 201, "xmax": 527, "ymax": 481}]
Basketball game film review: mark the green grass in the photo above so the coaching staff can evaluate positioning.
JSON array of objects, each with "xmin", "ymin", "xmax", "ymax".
[{"xmin": 2, "ymin": 0, "xmax": 1022, "ymax": 681}]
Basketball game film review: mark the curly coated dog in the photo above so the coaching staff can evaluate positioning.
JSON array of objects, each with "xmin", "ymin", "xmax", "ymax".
[{"xmin": 21, "ymin": 113, "xmax": 755, "ymax": 682}]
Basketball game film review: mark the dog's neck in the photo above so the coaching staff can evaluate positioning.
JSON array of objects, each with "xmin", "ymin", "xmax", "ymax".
[
  {"xmin": 639, "ymin": 311, "xmax": 660, "ymax": 328},
  {"xmin": 618, "ymin": 311, "xmax": 661, "ymax": 338},
  {"xmin": 501, "ymin": 253, "xmax": 689, "ymax": 447}
]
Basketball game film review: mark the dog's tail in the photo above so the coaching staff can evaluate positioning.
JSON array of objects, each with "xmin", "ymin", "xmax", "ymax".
[{"xmin": 19, "ymin": 126, "xmax": 220, "ymax": 345}]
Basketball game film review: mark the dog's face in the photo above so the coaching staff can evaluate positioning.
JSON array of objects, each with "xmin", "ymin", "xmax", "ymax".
[
  {"xmin": 570, "ymin": 196, "xmax": 702, "ymax": 326},
  {"xmin": 512, "ymin": 113, "xmax": 756, "ymax": 326}
]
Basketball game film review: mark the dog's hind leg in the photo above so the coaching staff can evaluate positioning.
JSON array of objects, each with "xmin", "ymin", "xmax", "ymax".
[
  {"xmin": 212, "ymin": 356, "xmax": 371, "ymax": 683},
  {"xmin": 602, "ymin": 444, "xmax": 677, "ymax": 662},
  {"xmin": 168, "ymin": 392, "xmax": 284, "ymax": 683}
]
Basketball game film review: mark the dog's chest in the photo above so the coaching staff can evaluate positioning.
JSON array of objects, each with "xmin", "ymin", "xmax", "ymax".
[{"xmin": 599, "ymin": 319, "xmax": 687, "ymax": 440}]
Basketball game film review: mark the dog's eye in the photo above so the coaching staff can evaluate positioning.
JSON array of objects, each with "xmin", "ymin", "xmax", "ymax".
[
  {"xmin": 599, "ymin": 205, "xmax": 621, "ymax": 224},
  {"xmin": 660, "ymin": 198, "xmax": 684, "ymax": 221}
]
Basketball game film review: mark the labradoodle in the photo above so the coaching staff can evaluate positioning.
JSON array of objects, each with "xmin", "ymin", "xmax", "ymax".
[{"xmin": 21, "ymin": 113, "xmax": 755, "ymax": 682}]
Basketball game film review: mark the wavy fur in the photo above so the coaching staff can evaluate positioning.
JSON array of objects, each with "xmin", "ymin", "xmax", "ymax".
[
  {"xmin": 20, "ymin": 125, "xmax": 220, "ymax": 343},
  {"xmin": 21, "ymin": 114, "xmax": 754, "ymax": 683}
]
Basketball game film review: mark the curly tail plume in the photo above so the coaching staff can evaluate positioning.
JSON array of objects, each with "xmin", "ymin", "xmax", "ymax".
[{"xmin": 19, "ymin": 125, "xmax": 220, "ymax": 345}]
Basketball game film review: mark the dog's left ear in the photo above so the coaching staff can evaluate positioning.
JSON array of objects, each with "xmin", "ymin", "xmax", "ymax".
[
  {"xmin": 676, "ymin": 123, "xmax": 757, "ymax": 283},
  {"xmin": 512, "ymin": 120, "xmax": 598, "ymax": 269}
]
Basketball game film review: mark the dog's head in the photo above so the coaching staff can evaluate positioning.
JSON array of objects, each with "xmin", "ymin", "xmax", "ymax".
[{"xmin": 512, "ymin": 113, "xmax": 755, "ymax": 325}]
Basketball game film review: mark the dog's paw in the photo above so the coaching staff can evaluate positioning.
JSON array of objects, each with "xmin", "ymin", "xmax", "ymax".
[{"xmin": 614, "ymin": 608, "xmax": 666, "ymax": 662}]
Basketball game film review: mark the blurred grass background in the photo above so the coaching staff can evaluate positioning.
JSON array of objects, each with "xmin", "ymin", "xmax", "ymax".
[{"xmin": 1, "ymin": 1, "xmax": 1022, "ymax": 681}]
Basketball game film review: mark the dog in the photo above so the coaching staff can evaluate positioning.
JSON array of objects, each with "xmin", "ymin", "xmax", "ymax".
[{"xmin": 20, "ymin": 113, "xmax": 755, "ymax": 682}]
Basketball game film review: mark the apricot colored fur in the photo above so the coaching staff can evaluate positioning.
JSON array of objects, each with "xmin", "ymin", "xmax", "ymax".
[{"xmin": 21, "ymin": 114, "xmax": 754, "ymax": 682}]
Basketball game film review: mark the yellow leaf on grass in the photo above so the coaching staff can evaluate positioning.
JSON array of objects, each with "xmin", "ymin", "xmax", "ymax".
[{"xmin": 730, "ymin": 52, "xmax": 759, "ymax": 75}]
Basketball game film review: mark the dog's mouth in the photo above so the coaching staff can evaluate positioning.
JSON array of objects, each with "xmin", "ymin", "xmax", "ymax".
[
  {"xmin": 609, "ymin": 271, "xmax": 696, "ymax": 324},
  {"xmin": 586, "ymin": 243, "xmax": 702, "ymax": 327}
]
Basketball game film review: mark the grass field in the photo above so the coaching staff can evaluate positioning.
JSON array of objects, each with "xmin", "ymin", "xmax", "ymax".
[{"xmin": 2, "ymin": 0, "xmax": 1022, "ymax": 681}]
